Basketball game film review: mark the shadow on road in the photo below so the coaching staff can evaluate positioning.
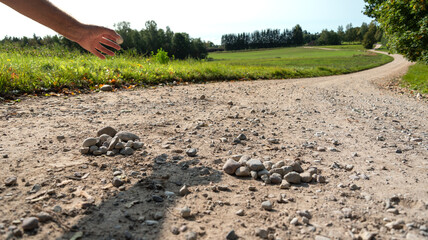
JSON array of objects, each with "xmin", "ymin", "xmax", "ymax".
[{"xmin": 59, "ymin": 153, "xmax": 223, "ymax": 240}]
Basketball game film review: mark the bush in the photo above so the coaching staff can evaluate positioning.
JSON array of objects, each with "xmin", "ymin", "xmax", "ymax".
[{"xmin": 151, "ymin": 48, "xmax": 170, "ymax": 64}]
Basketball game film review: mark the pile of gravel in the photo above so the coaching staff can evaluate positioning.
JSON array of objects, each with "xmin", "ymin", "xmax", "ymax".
[
  {"xmin": 223, "ymin": 156, "xmax": 326, "ymax": 189},
  {"xmin": 80, "ymin": 126, "xmax": 143, "ymax": 156}
]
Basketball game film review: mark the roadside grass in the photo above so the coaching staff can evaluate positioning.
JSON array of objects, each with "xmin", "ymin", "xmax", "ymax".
[
  {"xmin": 401, "ymin": 63, "xmax": 428, "ymax": 94},
  {"xmin": 0, "ymin": 44, "xmax": 393, "ymax": 98}
]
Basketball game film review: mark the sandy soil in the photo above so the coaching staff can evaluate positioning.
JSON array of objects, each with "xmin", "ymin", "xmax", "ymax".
[{"xmin": 0, "ymin": 53, "xmax": 427, "ymax": 240}]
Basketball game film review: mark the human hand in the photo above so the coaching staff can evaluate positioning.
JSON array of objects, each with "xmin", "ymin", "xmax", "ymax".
[{"xmin": 75, "ymin": 24, "xmax": 123, "ymax": 59}]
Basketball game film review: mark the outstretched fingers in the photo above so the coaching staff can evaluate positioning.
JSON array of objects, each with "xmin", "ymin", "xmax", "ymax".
[
  {"xmin": 95, "ymin": 43, "xmax": 115, "ymax": 57},
  {"xmin": 90, "ymin": 47, "xmax": 106, "ymax": 60},
  {"xmin": 100, "ymin": 36, "xmax": 121, "ymax": 51}
]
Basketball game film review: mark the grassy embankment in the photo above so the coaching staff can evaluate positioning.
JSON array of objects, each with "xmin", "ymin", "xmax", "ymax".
[
  {"xmin": 0, "ymin": 44, "xmax": 393, "ymax": 98},
  {"xmin": 401, "ymin": 63, "xmax": 428, "ymax": 94}
]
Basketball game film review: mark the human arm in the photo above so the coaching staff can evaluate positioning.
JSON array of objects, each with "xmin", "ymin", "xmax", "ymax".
[{"xmin": 0, "ymin": 0, "xmax": 123, "ymax": 59}]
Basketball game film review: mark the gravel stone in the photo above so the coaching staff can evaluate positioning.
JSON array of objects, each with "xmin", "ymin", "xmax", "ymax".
[
  {"xmin": 133, "ymin": 141, "xmax": 144, "ymax": 149},
  {"xmin": 171, "ymin": 226, "xmax": 180, "ymax": 235},
  {"xmin": 89, "ymin": 145, "xmax": 98, "ymax": 153},
  {"xmin": 115, "ymin": 141, "xmax": 125, "ymax": 149},
  {"xmin": 261, "ymin": 174, "xmax": 271, "ymax": 184},
  {"xmin": 22, "ymin": 217, "xmax": 39, "ymax": 231},
  {"xmin": 108, "ymin": 136, "xmax": 120, "ymax": 151},
  {"xmin": 290, "ymin": 161, "xmax": 304, "ymax": 173},
  {"xmin": 99, "ymin": 134, "xmax": 112, "ymax": 143},
  {"xmin": 360, "ymin": 230, "xmax": 377, "ymax": 240},
  {"xmin": 236, "ymin": 209, "xmax": 245, "ymax": 216},
  {"xmin": 112, "ymin": 177, "xmax": 124, "ymax": 187},
  {"xmin": 226, "ymin": 230, "xmax": 239, "ymax": 240},
  {"xmin": 280, "ymin": 180, "xmax": 291, "ymax": 189},
  {"xmin": 120, "ymin": 147, "xmax": 134, "ymax": 155},
  {"xmin": 37, "ymin": 212, "xmax": 52, "ymax": 222},
  {"xmin": 255, "ymin": 228, "xmax": 268, "ymax": 239},
  {"xmin": 5, "ymin": 176, "xmax": 17, "ymax": 186},
  {"xmin": 257, "ymin": 169, "xmax": 269, "ymax": 178},
  {"xmin": 267, "ymin": 138, "xmax": 279, "ymax": 144},
  {"xmin": 223, "ymin": 159, "xmax": 241, "ymax": 175},
  {"xmin": 145, "ymin": 220, "xmax": 159, "ymax": 226},
  {"xmin": 235, "ymin": 166, "xmax": 251, "ymax": 177},
  {"xmin": 180, "ymin": 206, "xmax": 191, "ymax": 218},
  {"xmin": 82, "ymin": 137, "xmax": 98, "ymax": 147},
  {"xmin": 185, "ymin": 231, "xmax": 198, "ymax": 240},
  {"xmin": 317, "ymin": 175, "xmax": 327, "ymax": 183},
  {"xmin": 237, "ymin": 133, "xmax": 247, "ymax": 140},
  {"xmin": 97, "ymin": 126, "xmax": 117, "ymax": 137},
  {"xmin": 269, "ymin": 173, "xmax": 283, "ymax": 184},
  {"xmin": 186, "ymin": 148, "xmax": 198, "ymax": 157},
  {"xmin": 116, "ymin": 131, "xmax": 140, "ymax": 142},
  {"xmin": 284, "ymin": 172, "xmax": 301, "ymax": 184},
  {"xmin": 179, "ymin": 185, "xmax": 191, "ymax": 196},
  {"xmin": 79, "ymin": 147, "xmax": 90, "ymax": 154},
  {"xmin": 152, "ymin": 195, "xmax": 164, "ymax": 202},
  {"xmin": 282, "ymin": 165, "xmax": 294, "ymax": 175},
  {"xmin": 246, "ymin": 159, "xmax": 264, "ymax": 171},
  {"xmin": 261, "ymin": 200, "xmax": 273, "ymax": 211},
  {"xmin": 385, "ymin": 220, "xmax": 405, "ymax": 229},
  {"xmin": 290, "ymin": 217, "xmax": 299, "ymax": 226},
  {"xmin": 269, "ymin": 168, "xmax": 285, "ymax": 177},
  {"xmin": 263, "ymin": 161, "xmax": 274, "ymax": 170},
  {"xmin": 300, "ymin": 172, "xmax": 313, "ymax": 183},
  {"xmin": 273, "ymin": 160, "xmax": 285, "ymax": 168},
  {"xmin": 251, "ymin": 171, "xmax": 258, "ymax": 179},
  {"xmin": 125, "ymin": 141, "xmax": 134, "ymax": 148},
  {"xmin": 100, "ymin": 84, "xmax": 113, "ymax": 92}
]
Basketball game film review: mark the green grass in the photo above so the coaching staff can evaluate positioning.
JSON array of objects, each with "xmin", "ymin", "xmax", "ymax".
[
  {"xmin": 0, "ymin": 44, "xmax": 393, "ymax": 98},
  {"xmin": 401, "ymin": 63, "xmax": 428, "ymax": 94}
]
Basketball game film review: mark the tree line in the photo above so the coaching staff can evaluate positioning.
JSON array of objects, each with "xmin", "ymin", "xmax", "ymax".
[
  {"xmin": 221, "ymin": 22, "xmax": 383, "ymax": 51},
  {"xmin": 114, "ymin": 21, "xmax": 207, "ymax": 59},
  {"xmin": 0, "ymin": 20, "xmax": 209, "ymax": 60},
  {"xmin": 1, "ymin": 21, "xmax": 384, "ymax": 59}
]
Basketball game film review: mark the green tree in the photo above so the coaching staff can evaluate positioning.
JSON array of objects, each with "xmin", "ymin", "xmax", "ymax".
[
  {"xmin": 358, "ymin": 22, "xmax": 369, "ymax": 42},
  {"xmin": 362, "ymin": 22, "xmax": 377, "ymax": 49},
  {"xmin": 317, "ymin": 30, "xmax": 341, "ymax": 45},
  {"xmin": 364, "ymin": 0, "xmax": 428, "ymax": 63},
  {"xmin": 291, "ymin": 24, "xmax": 304, "ymax": 46},
  {"xmin": 172, "ymin": 32, "xmax": 190, "ymax": 59},
  {"xmin": 337, "ymin": 25, "xmax": 345, "ymax": 43}
]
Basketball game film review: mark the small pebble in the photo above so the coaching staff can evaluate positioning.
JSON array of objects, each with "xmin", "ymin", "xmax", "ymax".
[
  {"xmin": 22, "ymin": 217, "xmax": 39, "ymax": 231},
  {"xmin": 179, "ymin": 185, "xmax": 191, "ymax": 196},
  {"xmin": 5, "ymin": 176, "xmax": 17, "ymax": 186},
  {"xmin": 186, "ymin": 148, "xmax": 198, "ymax": 157},
  {"xmin": 180, "ymin": 206, "xmax": 191, "ymax": 218},
  {"xmin": 185, "ymin": 231, "xmax": 198, "ymax": 240},
  {"xmin": 261, "ymin": 200, "xmax": 273, "ymax": 211},
  {"xmin": 236, "ymin": 209, "xmax": 245, "ymax": 216}
]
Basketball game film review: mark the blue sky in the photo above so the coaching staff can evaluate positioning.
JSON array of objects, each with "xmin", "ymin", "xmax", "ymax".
[{"xmin": 0, "ymin": 0, "xmax": 372, "ymax": 44}]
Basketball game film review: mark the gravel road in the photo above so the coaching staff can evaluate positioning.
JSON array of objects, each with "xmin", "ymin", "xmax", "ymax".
[{"xmin": 0, "ymin": 52, "xmax": 427, "ymax": 240}]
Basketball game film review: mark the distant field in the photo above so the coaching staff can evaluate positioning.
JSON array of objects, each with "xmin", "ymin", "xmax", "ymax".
[
  {"xmin": 0, "ymin": 44, "xmax": 393, "ymax": 97},
  {"xmin": 209, "ymin": 46, "xmax": 392, "ymax": 75}
]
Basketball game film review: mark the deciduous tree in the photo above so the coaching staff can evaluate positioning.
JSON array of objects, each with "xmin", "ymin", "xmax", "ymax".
[{"xmin": 364, "ymin": 0, "xmax": 428, "ymax": 63}]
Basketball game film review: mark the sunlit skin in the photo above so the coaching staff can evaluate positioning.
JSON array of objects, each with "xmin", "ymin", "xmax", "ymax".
[{"xmin": 0, "ymin": 0, "xmax": 123, "ymax": 59}]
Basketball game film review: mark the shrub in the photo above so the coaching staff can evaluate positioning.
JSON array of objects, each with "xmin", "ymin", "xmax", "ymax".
[{"xmin": 151, "ymin": 48, "xmax": 170, "ymax": 64}]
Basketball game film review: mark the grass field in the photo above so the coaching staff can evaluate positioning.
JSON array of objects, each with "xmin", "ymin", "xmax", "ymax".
[
  {"xmin": 401, "ymin": 63, "xmax": 428, "ymax": 94},
  {"xmin": 0, "ymin": 44, "xmax": 393, "ymax": 98}
]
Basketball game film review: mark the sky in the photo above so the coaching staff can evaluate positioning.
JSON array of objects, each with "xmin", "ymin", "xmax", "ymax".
[{"xmin": 0, "ymin": 0, "xmax": 373, "ymax": 45}]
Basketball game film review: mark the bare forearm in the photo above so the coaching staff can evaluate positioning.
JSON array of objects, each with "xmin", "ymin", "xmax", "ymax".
[{"xmin": 0, "ymin": 0, "xmax": 84, "ymax": 41}]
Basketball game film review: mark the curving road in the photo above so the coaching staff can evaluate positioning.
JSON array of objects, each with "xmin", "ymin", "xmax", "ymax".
[{"xmin": 0, "ymin": 52, "xmax": 427, "ymax": 240}]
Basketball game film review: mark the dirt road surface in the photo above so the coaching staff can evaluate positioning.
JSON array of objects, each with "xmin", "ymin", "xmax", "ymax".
[{"xmin": 1, "ymin": 53, "xmax": 427, "ymax": 240}]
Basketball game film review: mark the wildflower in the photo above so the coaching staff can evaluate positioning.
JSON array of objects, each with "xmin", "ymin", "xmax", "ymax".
[{"xmin": 7, "ymin": 59, "xmax": 11, "ymax": 61}]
